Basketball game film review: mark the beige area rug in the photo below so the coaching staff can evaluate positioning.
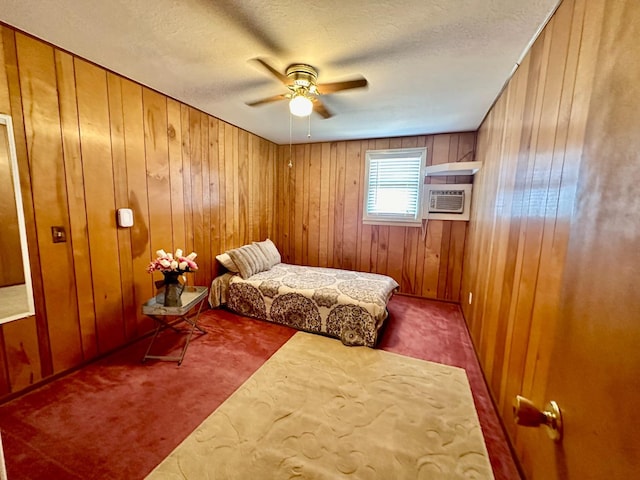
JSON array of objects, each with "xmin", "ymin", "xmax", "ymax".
[{"xmin": 146, "ymin": 332, "xmax": 494, "ymax": 480}]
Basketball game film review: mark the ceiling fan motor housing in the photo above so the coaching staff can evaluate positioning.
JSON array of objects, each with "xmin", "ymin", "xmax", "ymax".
[{"xmin": 286, "ymin": 64, "xmax": 318, "ymax": 94}]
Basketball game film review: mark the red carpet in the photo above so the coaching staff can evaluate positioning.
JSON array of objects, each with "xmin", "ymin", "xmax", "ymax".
[{"xmin": 0, "ymin": 295, "xmax": 520, "ymax": 479}]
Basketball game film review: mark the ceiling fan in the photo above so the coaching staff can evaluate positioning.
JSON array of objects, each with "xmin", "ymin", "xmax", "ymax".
[{"xmin": 246, "ymin": 58, "xmax": 368, "ymax": 119}]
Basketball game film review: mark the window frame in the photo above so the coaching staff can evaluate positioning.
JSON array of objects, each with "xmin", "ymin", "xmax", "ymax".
[{"xmin": 362, "ymin": 147, "xmax": 427, "ymax": 227}]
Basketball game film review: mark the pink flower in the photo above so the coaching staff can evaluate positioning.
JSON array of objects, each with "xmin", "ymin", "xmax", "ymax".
[{"xmin": 147, "ymin": 248, "xmax": 198, "ymax": 274}]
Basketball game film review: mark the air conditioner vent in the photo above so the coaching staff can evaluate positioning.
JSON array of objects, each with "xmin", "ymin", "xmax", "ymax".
[
  {"xmin": 429, "ymin": 189, "xmax": 465, "ymax": 213},
  {"xmin": 423, "ymin": 184, "xmax": 473, "ymax": 221}
]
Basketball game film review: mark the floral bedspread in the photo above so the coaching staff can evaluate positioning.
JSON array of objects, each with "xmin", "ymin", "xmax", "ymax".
[{"xmin": 226, "ymin": 264, "xmax": 399, "ymax": 347}]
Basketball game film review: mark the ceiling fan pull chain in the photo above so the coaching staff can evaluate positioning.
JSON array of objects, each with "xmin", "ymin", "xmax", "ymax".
[
  {"xmin": 288, "ymin": 113, "xmax": 293, "ymax": 168},
  {"xmin": 307, "ymin": 114, "xmax": 311, "ymax": 139}
]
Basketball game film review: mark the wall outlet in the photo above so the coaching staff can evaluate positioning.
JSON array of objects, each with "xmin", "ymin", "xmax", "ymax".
[{"xmin": 468, "ymin": 292, "xmax": 473, "ymax": 305}]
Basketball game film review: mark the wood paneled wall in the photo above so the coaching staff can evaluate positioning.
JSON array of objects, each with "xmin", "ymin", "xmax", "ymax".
[
  {"xmin": 0, "ymin": 27, "xmax": 277, "ymax": 399},
  {"xmin": 274, "ymin": 133, "xmax": 475, "ymax": 299},
  {"xmin": 461, "ymin": 0, "xmax": 607, "ymax": 473}
]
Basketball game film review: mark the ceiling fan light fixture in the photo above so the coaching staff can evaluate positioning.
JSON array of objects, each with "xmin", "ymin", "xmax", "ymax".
[
  {"xmin": 289, "ymin": 93, "xmax": 313, "ymax": 117},
  {"xmin": 247, "ymin": 59, "xmax": 366, "ymax": 120}
]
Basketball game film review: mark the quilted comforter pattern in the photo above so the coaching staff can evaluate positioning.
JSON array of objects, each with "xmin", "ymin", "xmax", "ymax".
[{"xmin": 226, "ymin": 264, "xmax": 399, "ymax": 347}]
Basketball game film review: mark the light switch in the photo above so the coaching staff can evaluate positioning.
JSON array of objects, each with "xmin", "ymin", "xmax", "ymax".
[{"xmin": 51, "ymin": 226, "xmax": 66, "ymax": 243}]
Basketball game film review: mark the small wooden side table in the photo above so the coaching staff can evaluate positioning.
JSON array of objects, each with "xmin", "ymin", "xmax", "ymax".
[{"xmin": 141, "ymin": 286, "xmax": 208, "ymax": 365}]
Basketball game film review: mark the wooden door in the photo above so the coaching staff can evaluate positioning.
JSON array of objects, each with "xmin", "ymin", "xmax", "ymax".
[{"xmin": 520, "ymin": 1, "xmax": 640, "ymax": 477}]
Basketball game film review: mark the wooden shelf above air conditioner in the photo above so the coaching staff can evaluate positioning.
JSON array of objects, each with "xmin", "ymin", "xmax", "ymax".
[{"xmin": 424, "ymin": 161, "xmax": 482, "ymax": 177}]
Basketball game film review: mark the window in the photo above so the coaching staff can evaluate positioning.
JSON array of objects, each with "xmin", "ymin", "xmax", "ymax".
[{"xmin": 363, "ymin": 148, "xmax": 427, "ymax": 226}]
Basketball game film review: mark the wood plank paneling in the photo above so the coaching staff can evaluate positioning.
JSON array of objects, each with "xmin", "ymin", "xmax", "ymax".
[
  {"xmin": 237, "ymin": 129, "xmax": 248, "ymax": 246},
  {"xmin": 460, "ymin": 1, "xmax": 621, "ymax": 478},
  {"xmin": 2, "ymin": 28, "xmax": 51, "ymax": 382},
  {"xmin": 181, "ymin": 106, "xmax": 194, "ymax": 262},
  {"xmin": 200, "ymin": 113, "xmax": 212, "ymax": 284},
  {"xmin": 0, "ymin": 28, "xmax": 10, "ymax": 114},
  {"xmin": 308, "ymin": 143, "xmax": 322, "ymax": 266},
  {"xmin": 275, "ymin": 132, "xmax": 475, "ymax": 299},
  {"xmin": 326, "ymin": 143, "xmax": 337, "ymax": 267},
  {"xmin": 532, "ymin": 1, "xmax": 640, "ymax": 476},
  {"xmin": 187, "ymin": 110, "xmax": 204, "ymax": 286},
  {"xmin": 107, "ymin": 72, "xmax": 137, "ymax": 343},
  {"xmin": 208, "ymin": 116, "xmax": 220, "ymax": 275},
  {"xmin": 75, "ymin": 59, "xmax": 124, "ymax": 354},
  {"xmin": 0, "ymin": 329, "xmax": 8, "ymax": 395},
  {"xmin": 167, "ymin": 99, "xmax": 186, "ymax": 254},
  {"xmin": 2, "ymin": 317, "xmax": 40, "ymax": 392},
  {"xmin": 121, "ymin": 78, "xmax": 153, "ymax": 335},
  {"xmin": 16, "ymin": 34, "xmax": 82, "ymax": 372},
  {"xmin": 0, "ymin": 26, "xmax": 278, "ymax": 400},
  {"xmin": 57, "ymin": 51, "xmax": 97, "ymax": 358},
  {"xmin": 332, "ymin": 142, "xmax": 346, "ymax": 268},
  {"xmin": 143, "ymin": 88, "xmax": 173, "ymax": 259},
  {"xmin": 342, "ymin": 141, "xmax": 361, "ymax": 271}
]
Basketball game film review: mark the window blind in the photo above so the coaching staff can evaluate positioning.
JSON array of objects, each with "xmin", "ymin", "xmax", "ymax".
[{"xmin": 363, "ymin": 148, "xmax": 426, "ymax": 225}]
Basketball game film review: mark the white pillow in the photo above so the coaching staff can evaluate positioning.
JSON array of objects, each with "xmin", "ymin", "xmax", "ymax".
[{"xmin": 215, "ymin": 252, "xmax": 239, "ymax": 273}]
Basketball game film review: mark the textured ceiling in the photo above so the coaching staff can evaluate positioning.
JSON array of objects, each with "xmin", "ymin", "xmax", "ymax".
[{"xmin": 0, "ymin": 0, "xmax": 558, "ymax": 144}]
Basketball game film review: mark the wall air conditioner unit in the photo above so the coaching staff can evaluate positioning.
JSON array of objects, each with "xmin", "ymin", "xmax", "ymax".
[{"xmin": 423, "ymin": 184, "xmax": 473, "ymax": 221}]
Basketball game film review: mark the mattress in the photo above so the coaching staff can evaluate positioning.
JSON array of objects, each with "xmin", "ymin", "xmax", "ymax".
[{"xmin": 225, "ymin": 263, "xmax": 399, "ymax": 347}]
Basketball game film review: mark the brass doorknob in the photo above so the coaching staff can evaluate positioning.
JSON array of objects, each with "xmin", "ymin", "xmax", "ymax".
[{"xmin": 513, "ymin": 395, "xmax": 563, "ymax": 442}]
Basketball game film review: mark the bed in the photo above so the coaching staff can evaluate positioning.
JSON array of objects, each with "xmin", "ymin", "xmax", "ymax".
[{"xmin": 210, "ymin": 240, "xmax": 399, "ymax": 347}]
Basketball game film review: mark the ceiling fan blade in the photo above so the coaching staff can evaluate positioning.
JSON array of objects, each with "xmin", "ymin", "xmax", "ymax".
[
  {"xmin": 313, "ymin": 99, "xmax": 333, "ymax": 119},
  {"xmin": 209, "ymin": 2, "xmax": 288, "ymax": 56},
  {"xmin": 246, "ymin": 94, "xmax": 288, "ymax": 107},
  {"xmin": 317, "ymin": 77, "xmax": 368, "ymax": 94},
  {"xmin": 252, "ymin": 58, "xmax": 290, "ymax": 86}
]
